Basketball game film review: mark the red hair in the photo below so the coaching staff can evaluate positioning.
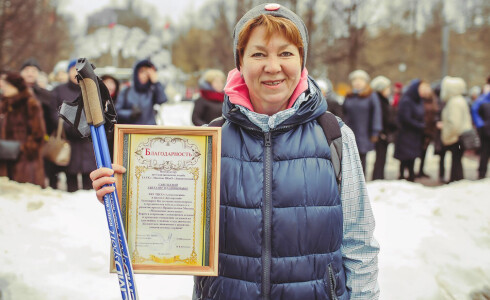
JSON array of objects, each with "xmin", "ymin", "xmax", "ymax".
[{"xmin": 237, "ymin": 14, "xmax": 304, "ymax": 68}]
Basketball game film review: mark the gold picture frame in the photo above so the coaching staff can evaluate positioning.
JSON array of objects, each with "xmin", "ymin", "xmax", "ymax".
[{"xmin": 111, "ymin": 125, "xmax": 221, "ymax": 276}]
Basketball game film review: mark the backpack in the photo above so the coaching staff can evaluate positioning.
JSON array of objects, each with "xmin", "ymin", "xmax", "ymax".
[{"xmin": 208, "ymin": 111, "xmax": 343, "ymax": 185}]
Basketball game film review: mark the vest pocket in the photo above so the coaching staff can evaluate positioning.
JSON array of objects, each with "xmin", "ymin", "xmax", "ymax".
[{"xmin": 323, "ymin": 263, "xmax": 338, "ymax": 300}]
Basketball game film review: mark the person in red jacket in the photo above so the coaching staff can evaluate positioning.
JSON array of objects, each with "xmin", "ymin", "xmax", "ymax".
[{"xmin": 392, "ymin": 82, "xmax": 403, "ymax": 108}]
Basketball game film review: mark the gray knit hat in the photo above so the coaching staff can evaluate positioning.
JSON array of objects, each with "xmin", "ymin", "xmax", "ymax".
[
  {"xmin": 233, "ymin": 3, "xmax": 309, "ymax": 70},
  {"xmin": 370, "ymin": 76, "xmax": 391, "ymax": 92},
  {"xmin": 348, "ymin": 70, "xmax": 370, "ymax": 82}
]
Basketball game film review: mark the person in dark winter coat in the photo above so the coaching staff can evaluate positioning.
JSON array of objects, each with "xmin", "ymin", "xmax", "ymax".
[
  {"xmin": 471, "ymin": 77, "xmax": 490, "ymax": 179},
  {"xmin": 343, "ymin": 69, "xmax": 383, "ymax": 175},
  {"xmin": 370, "ymin": 76, "xmax": 397, "ymax": 180},
  {"xmin": 115, "ymin": 59, "xmax": 168, "ymax": 125},
  {"xmin": 394, "ymin": 79, "xmax": 432, "ymax": 181},
  {"xmin": 317, "ymin": 78, "xmax": 344, "ymax": 119},
  {"xmin": 417, "ymin": 87, "xmax": 439, "ymax": 178},
  {"xmin": 19, "ymin": 58, "xmax": 56, "ymax": 134},
  {"xmin": 20, "ymin": 58, "xmax": 57, "ymax": 188},
  {"xmin": 52, "ymin": 59, "xmax": 96, "ymax": 192},
  {"xmin": 0, "ymin": 72, "xmax": 46, "ymax": 187},
  {"xmin": 91, "ymin": 4, "xmax": 380, "ymax": 299},
  {"xmin": 191, "ymin": 69, "xmax": 226, "ymax": 126}
]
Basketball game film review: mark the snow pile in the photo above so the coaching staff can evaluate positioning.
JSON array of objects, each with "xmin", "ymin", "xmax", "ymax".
[
  {"xmin": 0, "ymin": 177, "xmax": 489, "ymax": 299},
  {"xmin": 370, "ymin": 179, "xmax": 490, "ymax": 299},
  {"xmin": 0, "ymin": 177, "xmax": 193, "ymax": 300}
]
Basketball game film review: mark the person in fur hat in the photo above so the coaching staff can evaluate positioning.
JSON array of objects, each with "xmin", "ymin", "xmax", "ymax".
[
  {"xmin": 0, "ymin": 72, "xmax": 46, "ymax": 187},
  {"xmin": 20, "ymin": 58, "xmax": 57, "ymax": 188},
  {"xmin": 343, "ymin": 69, "xmax": 383, "ymax": 176}
]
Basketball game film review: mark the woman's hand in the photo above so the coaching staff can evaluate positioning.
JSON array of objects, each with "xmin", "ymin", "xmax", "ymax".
[
  {"xmin": 90, "ymin": 164, "xmax": 126, "ymax": 204},
  {"xmin": 148, "ymin": 68, "xmax": 158, "ymax": 84}
]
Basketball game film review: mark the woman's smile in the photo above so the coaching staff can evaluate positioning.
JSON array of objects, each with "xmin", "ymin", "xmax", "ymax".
[{"xmin": 262, "ymin": 79, "xmax": 285, "ymax": 87}]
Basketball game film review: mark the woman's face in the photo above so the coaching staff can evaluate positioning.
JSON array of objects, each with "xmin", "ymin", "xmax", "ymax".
[
  {"xmin": 103, "ymin": 78, "xmax": 117, "ymax": 97},
  {"xmin": 351, "ymin": 78, "xmax": 367, "ymax": 91},
  {"xmin": 241, "ymin": 26, "xmax": 301, "ymax": 115},
  {"xmin": 211, "ymin": 77, "xmax": 225, "ymax": 92},
  {"xmin": 137, "ymin": 67, "xmax": 150, "ymax": 85},
  {"xmin": 381, "ymin": 86, "xmax": 391, "ymax": 98}
]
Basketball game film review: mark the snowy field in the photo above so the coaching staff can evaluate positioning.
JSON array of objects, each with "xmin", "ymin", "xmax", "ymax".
[{"xmin": 0, "ymin": 102, "xmax": 489, "ymax": 299}]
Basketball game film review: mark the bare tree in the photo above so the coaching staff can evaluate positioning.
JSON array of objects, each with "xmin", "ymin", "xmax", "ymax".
[{"xmin": 0, "ymin": 0, "xmax": 72, "ymax": 72}]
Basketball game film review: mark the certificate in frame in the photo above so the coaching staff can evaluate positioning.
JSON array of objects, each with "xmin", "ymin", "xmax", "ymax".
[{"xmin": 111, "ymin": 125, "xmax": 221, "ymax": 276}]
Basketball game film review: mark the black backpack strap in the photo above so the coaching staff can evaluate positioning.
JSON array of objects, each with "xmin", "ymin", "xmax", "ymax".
[
  {"xmin": 207, "ymin": 116, "xmax": 226, "ymax": 127},
  {"xmin": 317, "ymin": 111, "xmax": 342, "ymax": 185}
]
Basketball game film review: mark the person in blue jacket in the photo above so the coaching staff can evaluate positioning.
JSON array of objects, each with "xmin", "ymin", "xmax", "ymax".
[
  {"xmin": 115, "ymin": 59, "xmax": 167, "ymax": 125},
  {"xmin": 90, "ymin": 3, "xmax": 380, "ymax": 299},
  {"xmin": 471, "ymin": 76, "xmax": 490, "ymax": 179}
]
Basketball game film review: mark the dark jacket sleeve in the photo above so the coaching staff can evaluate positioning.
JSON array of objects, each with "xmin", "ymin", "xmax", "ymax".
[
  {"xmin": 152, "ymin": 82, "xmax": 168, "ymax": 105},
  {"xmin": 370, "ymin": 93, "xmax": 383, "ymax": 136},
  {"xmin": 192, "ymin": 98, "xmax": 207, "ymax": 126},
  {"xmin": 115, "ymin": 87, "xmax": 132, "ymax": 123},
  {"xmin": 398, "ymin": 97, "xmax": 425, "ymax": 130}
]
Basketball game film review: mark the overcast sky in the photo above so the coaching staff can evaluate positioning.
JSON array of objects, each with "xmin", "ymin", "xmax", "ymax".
[{"xmin": 58, "ymin": 0, "xmax": 207, "ymax": 29}]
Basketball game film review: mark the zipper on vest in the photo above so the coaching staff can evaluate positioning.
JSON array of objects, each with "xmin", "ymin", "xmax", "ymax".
[
  {"xmin": 328, "ymin": 263, "xmax": 338, "ymax": 300},
  {"xmin": 262, "ymin": 131, "xmax": 273, "ymax": 300}
]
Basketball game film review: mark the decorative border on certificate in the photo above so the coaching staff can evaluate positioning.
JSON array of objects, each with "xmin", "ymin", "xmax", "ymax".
[{"xmin": 112, "ymin": 125, "xmax": 221, "ymax": 276}]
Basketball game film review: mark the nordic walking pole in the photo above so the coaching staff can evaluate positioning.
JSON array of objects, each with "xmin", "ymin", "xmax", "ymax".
[{"xmin": 76, "ymin": 58, "xmax": 138, "ymax": 300}]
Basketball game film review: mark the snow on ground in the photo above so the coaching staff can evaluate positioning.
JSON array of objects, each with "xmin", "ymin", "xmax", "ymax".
[
  {"xmin": 1, "ymin": 177, "xmax": 489, "ymax": 299},
  {"xmin": 0, "ymin": 102, "xmax": 489, "ymax": 299},
  {"xmin": 370, "ymin": 179, "xmax": 490, "ymax": 299}
]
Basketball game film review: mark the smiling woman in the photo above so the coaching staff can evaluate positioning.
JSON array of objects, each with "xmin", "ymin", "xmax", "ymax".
[
  {"xmin": 238, "ymin": 18, "xmax": 302, "ymax": 115},
  {"xmin": 90, "ymin": 3, "xmax": 380, "ymax": 300}
]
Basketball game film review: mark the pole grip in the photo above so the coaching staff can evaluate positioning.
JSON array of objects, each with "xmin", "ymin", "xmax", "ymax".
[
  {"xmin": 83, "ymin": 77, "xmax": 105, "ymax": 125},
  {"xmin": 75, "ymin": 58, "xmax": 105, "ymax": 126},
  {"xmin": 78, "ymin": 79, "xmax": 93, "ymax": 125}
]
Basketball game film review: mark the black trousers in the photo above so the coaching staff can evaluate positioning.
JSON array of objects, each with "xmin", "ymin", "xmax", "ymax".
[
  {"xmin": 438, "ymin": 146, "xmax": 449, "ymax": 181},
  {"xmin": 399, "ymin": 159, "xmax": 415, "ymax": 182},
  {"xmin": 447, "ymin": 142, "xmax": 464, "ymax": 182},
  {"xmin": 372, "ymin": 140, "xmax": 388, "ymax": 180},
  {"xmin": 478, "ymin": 132, "xmax": 490, "ymax": 179},
  {"xmin": 44, "ymin": 159, "xmax": 60, "ymax": 189},
  {"xmin": 66, "ymin": 173, "xmax": 93, "ymax": 193},
  {"xmin": 418, "ymin": 147, "xmax": 428, "ymax": 175}
]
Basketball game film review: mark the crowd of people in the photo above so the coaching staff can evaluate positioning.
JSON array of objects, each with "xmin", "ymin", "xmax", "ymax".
[
  {"xmin": 0, "ymin": 2, "xmax": 488, "ymax": 299},
  {"xmin": 0, "ymin": 17, "xmax": 489, "ymax": 191},
  {"xmin": 0, "ymin": 57, "xmax": 168, "ymax": 191},
  {"xmin": 320, "ymin": 73, "xmax": 490, "ymax": 183}
]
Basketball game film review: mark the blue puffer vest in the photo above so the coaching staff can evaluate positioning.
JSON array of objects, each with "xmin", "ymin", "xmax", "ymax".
[{"xmin": 195, "ymin": 83, "xmax": 348, "ymax": 300}]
